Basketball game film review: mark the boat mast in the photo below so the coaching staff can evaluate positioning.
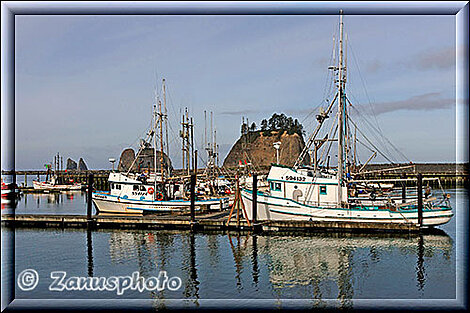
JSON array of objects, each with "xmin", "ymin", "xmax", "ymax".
[
  {"xmin": 214, "ymin": 127, "xmax": 218, "ymax": 168},
  {"xmin": 158, "ymin": 82, "xmax": 165, "ymax": 183},
  {"xmin": 204, "ymin": 110, "xmax": 207, "ymax": 164},
  {"xmin": 337, "ymin": 10, "xmax": 345, "ymax": 206},
  {"xmin": 163, "ymin": 79, "xmax": 170, "ymax": 176},
  {"xmin": 186, "ymin": 109, "xmax": 190, "ymax": 175},
  {"xmin": 190, "ymin": 116, "xmax": 194, "ymax": 175},
  {"xmin": 210, "ymin": 111, "xmax": 214, "ymax": 178},
  {"xmin": 153, "ymin": 98, "xmax": 158, "ymax": 199}
]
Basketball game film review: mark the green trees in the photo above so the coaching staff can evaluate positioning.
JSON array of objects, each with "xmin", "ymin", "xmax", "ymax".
[
  {"xmin": 249, "ymin": 122, "xmax": 257, "ymax": 132},
  {"xmin": 242, "ymin": 113, "xmax": 304, "ymax": 137}
]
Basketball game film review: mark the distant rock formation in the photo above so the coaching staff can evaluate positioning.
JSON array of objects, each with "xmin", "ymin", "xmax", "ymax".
[
  {"xmin": 117, "ymin": 148, "xmax": 173, "ymax": 173},
  {"xmin": 78, "ymin": 158, "xmax": 88, "ymax": 171},
  {"xmin": 223, "ymin": 130, "xmax": 310, "ymax": 168},
  {"xmin": 66, "ymin": 158, "xmax": 77, "ymax": 170}
]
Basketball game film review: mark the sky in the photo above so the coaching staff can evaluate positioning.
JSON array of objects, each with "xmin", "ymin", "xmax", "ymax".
[{"xmin": 13, "ymin": 12, "xmax": 462, "ymax": 170}]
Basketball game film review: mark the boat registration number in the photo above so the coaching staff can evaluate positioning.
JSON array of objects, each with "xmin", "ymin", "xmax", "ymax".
[{"xmin": 285, "ymin": 176, "xmax": 306, "ymax": 182}]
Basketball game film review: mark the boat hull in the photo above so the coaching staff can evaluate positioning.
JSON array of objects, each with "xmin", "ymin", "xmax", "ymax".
[
  {"xmin": 241, "ymin": 189, "xmax": 453, "ymax": 227},
  {"xmin": 92, "ymin": 192, "xmax": 230, "ymax": 214},
  {"xmin": 33, "ymin": 181, "xmax": 83, "ymax": 191}
]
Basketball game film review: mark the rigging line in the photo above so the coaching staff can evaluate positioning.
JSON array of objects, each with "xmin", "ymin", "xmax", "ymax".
[
  {"xmin": 355, "ymin": 138, "xmax": 376, "ymax": 153},
  {"xmin": 348, "ymin": 116, "xmax": 396, "ymax": 164},
  {"xmin": 348, "ymin": 40, "xmax": 399, "ymax": 160},
  {"xmin": 345, "ymin": 79, "xmax": 394, "ymax": 159},
  {"xmin": 319, "ymin": 30, "xmax": 339, "ymax": 107},
  {"xmin": 348, "ymin": 114, "xmax": 390, "ymax": 161},
  {"xmin": 299, "ymin": 24, "xmax": 339, "ymax": 132},
  {"xmin": 348, "ymin": 98, "xmax": 408, "ymax": 162},
  {"xmin": 319, "ymin": 121, "xmax": 338, "ymax": 167},
  {"xmin": 346, "ymin": 93, "xmax": 395, "ymax": 160},
  {"xmin": 318, "ymin": 111, "xmax": 339, "ymax": 165},
  {"xmin": 347, "ymin": 95, "xmax": 396, "ymax": 160},
  {"xmin": 123, "ymin": 102, "xmax": 156, "ymax": 154}
]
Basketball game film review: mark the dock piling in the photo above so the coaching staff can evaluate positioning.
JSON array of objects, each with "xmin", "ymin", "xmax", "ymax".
[
  {"xmin": 401, "ymin": 173, "xmax": 406, "ymax": 203},
  {"xmin": 190, "ymin": 173, "xmax": 196, "ymax": 226},
  {"xmin": 252, "ymin": 174, "xmax": 257, "ymax": 225},
  {"xmin": 87, "ymin": 173, "xmax": 94, "ymax": 223},
  {"xmin": 417, "ymin": 173, "xmax": 423, "ymax": 227}
]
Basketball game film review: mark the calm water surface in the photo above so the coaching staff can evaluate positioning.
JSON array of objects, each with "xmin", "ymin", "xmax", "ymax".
[{"xmin": 2, "ymin": 187, "xmax": 466, "ymax": 309}]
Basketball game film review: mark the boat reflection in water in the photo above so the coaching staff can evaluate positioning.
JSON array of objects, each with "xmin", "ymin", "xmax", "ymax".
[
  {"xmin": 247, "ymin": 232, "xmax": 451, "ymax": 303},
  {"xmin": 104, "ymin": 228, "xmax": 452, "ymax": 308}
]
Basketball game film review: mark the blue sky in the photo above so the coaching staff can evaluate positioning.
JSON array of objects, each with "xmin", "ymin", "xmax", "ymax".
[{"xmin": 14, "ymin": 14, "xmax": 459, "ymax": 170}]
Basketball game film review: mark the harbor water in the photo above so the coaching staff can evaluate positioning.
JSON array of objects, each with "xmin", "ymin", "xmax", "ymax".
[{"xmin": 2, "ymin": 188, "xmax": 465, "ymax": 309}]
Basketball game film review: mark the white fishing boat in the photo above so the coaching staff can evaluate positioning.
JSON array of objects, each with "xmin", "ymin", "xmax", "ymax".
[
  {"xmin": 241, "ymin": 12, "xmax": 453, "ymax": 228},
  {"xmin": 92, "ymin": 79, "xmax": 230, "ymax": 214},
  {"xmin": 32, "ymin": 175, "xmax": 83, "ymax": 191}
]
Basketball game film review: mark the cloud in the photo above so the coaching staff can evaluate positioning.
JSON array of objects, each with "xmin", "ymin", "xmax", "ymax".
[
  {"xmin": 414, "ymin": 47, "xmax": 455, "ymax": 70},
  {"xmin": 219, "ymin": 109, "xmax": 262, "ymax": 116},
  {"xmin": 370, "ymin": 92, "xmax": 454, "ymax": 115}
]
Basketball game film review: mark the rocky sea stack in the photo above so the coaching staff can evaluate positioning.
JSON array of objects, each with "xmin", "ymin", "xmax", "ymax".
[{"xmin": 118, "ymin": 148, "xmax": 173, "ymax": 173}]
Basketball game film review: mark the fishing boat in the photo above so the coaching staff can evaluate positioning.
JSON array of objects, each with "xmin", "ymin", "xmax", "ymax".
[
  {"xmin": 92, "ymin": 79, "xmax": 230, "ymax": 215},
  {"xmin": 32, "ymin": 175, "xmax": 83, "ymax": 191},
  {"xmin": 1, "ymin": 179, "xmax": 19, "ymax": 206},
  {"xmin": 33, "ymin": 154, "xmax": 84, "ymax": 191},
  {"xmin": 241, "ymin": 12, "xmax": 453, "ymax": 228}
]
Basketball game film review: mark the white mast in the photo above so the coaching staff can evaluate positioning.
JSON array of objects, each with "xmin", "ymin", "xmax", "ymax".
[{"xmin": 337, "ymin": 10, "xmax": 345, "ymax": 206}]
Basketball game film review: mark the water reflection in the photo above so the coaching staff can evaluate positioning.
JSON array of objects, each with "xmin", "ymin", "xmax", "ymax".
[
  {"xmin": 11, "ymin": 191, "xmax": 89, "ymax": 215},
  {"xmin": 228, "ymin": 233, "xmax": 249, "ymax": 290},
  {"xmin": 7, "ymin": 188, "xmax": 460, "ymax": 306},
  {"xmin": 251, "ymin": 236, "xmax": 259, "ymax": 289},
  {"xmin": 185, "ymin": 233, "xmax": 200, "ymax": 300},
  {"xmin": 416, "ymin": 235, "xmax": 425, "ymax": 291},
  {"xmin": 108, "ymin": 230, "xmax": 201, "ymax": 301},
  {"xmin": 87, "ymin": 228, "xmax": 93, "ymax": 277},
  {"xmin": 103, "ymin": 228, "xmax": 452, "ymax": 301},
  {"xmin": 238, "ymin": 231, "xmax": 452, "ymax": 302}
]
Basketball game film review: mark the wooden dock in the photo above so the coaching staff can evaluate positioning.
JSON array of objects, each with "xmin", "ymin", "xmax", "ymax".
[
  {"xmin": 1, "ymin": 211, "xmax": 423, "ymax": 233},
  {"xmin": 2, "ymin": 162, "xmax": 468, "ymax": 190}
]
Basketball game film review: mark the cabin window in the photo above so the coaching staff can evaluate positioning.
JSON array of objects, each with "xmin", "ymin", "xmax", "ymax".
[
  {"xmin": 140, "ymin": 185, "xmax": 146, "ymax": 191},
  {"xmin": 116, "ymin": 184, "xmax": 121, "ymax": 190},
  {"xmin": 269, "ymin": 182, "xmax": 281, "ymax": 191},
  {"xmin": 110, "ymin": 183, "xmax": 114, "ymax": 189},
  {"xmin": 133, "ymin": 185, "xmax": 139, "ymax": 191},
  {"xmin": 320, "ymin": 186, "xmax": 327, "ymax": 195}
]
